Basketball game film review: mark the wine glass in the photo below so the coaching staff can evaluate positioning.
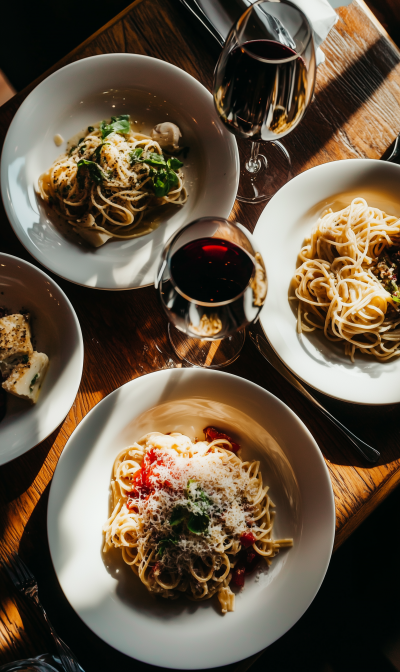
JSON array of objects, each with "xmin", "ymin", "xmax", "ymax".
[
  {"xmin": 213, "ymin": 0, "xmax": 316, "ymax": 203},
  {"xmin": 155, "ymin": 217, "xmax": 267, "ymax": 368}
]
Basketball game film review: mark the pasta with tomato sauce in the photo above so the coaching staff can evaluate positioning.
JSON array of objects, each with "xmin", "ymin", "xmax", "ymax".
[{"xmin": 103, "ymin": 427, "xmax": 293, "ymax": 613}]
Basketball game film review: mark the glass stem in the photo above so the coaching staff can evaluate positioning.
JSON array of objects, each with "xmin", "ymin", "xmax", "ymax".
[{"xmin": 246, "ymin": 141, "xmax": 262, "ymax": 174}]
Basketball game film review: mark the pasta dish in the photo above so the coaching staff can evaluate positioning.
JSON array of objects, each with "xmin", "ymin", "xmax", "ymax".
[
  {"xmin": 38, "ymin": 116, "xmax": 187, "ymax": 247},
  {"xmin": 103, "ymin": 428, "xmax": 292, "ymax": 613},
  {"xmin": 292, "ymin": 197, "xmax": 400, "ymax": 362}
]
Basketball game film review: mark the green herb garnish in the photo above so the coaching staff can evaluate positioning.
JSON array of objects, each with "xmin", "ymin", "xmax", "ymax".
[
  {"xmin": 91, "ymin": 142, "xmax": 109, "ymax": 162},
  {"xmin": 168, "ymin": 157, "xmax": 183, "ymax": 170},
  {"xmin": 157, "ymin": 537, "xmax": 178, "ymax": 557},
  {"xmin": 153, "ymin": 166, "xmax": 179, "ymax": 198},
  {"xmin": 30, "ymin": 373, "xmax": 38, "ymax": 392},
  {"xmin": 143, "ymin": 152, "xmax": 167, "ymax": 167},
  {"xmin": 170, "ymin": 505, "xmax": 187, "ymax": 527},
  {"xmin": 88, "ymin": 126, "xmax": 94, "ymax": 133},
  {"xmin": 129, "ymin": 147, "xmax": 144, "ymax": 165},
  {"xmin": 76, "ymin": 159, "xmax": 106, "ymax": 188},
  {"xmin": 167, "ymin": 481, "xmax": 212, "ymax": 537},
  {"xmin": 21, "ymin": 354, "xmax": 29, "ymax": 364},
  {"xmin": 100, "ymin": 114, "xmax": 130, "ymax": 139},
  {"xmin": 187, "ymin": 512, "xmax": 210, "ymax": 535}
]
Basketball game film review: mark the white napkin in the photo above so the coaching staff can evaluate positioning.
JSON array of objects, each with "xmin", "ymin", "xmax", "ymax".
[{"xmin": 195, "ymin": 0, "xmax": 339, "ymax": 65}]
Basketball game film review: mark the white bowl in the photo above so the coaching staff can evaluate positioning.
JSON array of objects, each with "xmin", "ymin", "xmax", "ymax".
[
  {"xmin": 47, "ymin": 368, "xmax": 334, "ymax": 669},
  {"xmin": 1, "ymin": 54, "xmax": 239, "ymax": 290},
  {"xmin": 0, "ymin": 253, "xmax": 83, "ymax": 464},
  {"xmin": 255, "ymin": 159, "xmax": 400, "ymax": 404}
]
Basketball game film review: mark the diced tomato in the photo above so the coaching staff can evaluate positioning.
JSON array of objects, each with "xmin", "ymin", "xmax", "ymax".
[
  {"xmin": 152, "ymin": 562, "xmax": 162, "ymax": 576},
  {"xmin": 203, "ymin": 426, "xmax": 240, "ymax": 453},
  {"xmin": 244, "ymin": 548, "xmax": 260, "ymax": 573},
  {"xmin": 232, "ymin": 564, "xmax": 246, "ymax": 587},
  {"xmin": 240, "ymin": 531, "xmax": 256, "ymax": 548},
  {"xmin": 129, "ymin": 447, "xmax": 174, "ymax": 498}
]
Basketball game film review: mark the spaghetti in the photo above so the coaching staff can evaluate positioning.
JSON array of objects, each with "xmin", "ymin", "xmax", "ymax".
[
  {"xmin": 103, "ymin": 429, "xmax": 292, "ymax": 614},
  {"xmin": 292, "ymin": 198, "xmax": 400, "ymax": 362},
  {"xmin": 38, "ymin": 116, "xmax": 187, "ymax": 247}
]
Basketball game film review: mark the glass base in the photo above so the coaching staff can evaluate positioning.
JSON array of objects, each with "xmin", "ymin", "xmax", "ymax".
[
  {"xmin": 236, "ymin": 139, "xmax": 291, "ymax": 204},
  {"xmin": 168, "ymin": 324, "xmax": 245, "ymax": 368}
]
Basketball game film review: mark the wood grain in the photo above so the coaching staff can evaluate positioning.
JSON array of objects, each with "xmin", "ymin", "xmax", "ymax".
[{"xmin": 1, "ymin": 0, "xmax": 400, "ymax": 669}]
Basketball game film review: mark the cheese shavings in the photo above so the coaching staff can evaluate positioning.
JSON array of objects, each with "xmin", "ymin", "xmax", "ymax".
[{"xmin": 103, "ymin": 431, "xmax": 293, "ymax": 613}]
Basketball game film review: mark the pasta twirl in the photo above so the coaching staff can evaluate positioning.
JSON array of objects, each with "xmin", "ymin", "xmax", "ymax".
[
  {"xmin": 38, "ymin": 116, "xmax": 187, "ymax": 247},
  {"xmin": 103, "ymin": 431, "xmax": 292, "ymax": 614},
  {"xmin": 292, "ymin": 197, "xmax": 400, "ymax": 362}
]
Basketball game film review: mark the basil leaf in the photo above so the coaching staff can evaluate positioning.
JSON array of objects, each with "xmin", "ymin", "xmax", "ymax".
[
  {"xmin": 88, "ymin": 126, "xmax": 94, "ymax": 133},
  {"xmin": 129, "ymin": 147, "xmax": 144, "ymax": 165},
  {"xmin": 92, "ymin": 142, "xmax": 109, "ymax": 162},
  {"xmin": 151, "ymin": 166, "xmax": 179, "ymax": 198},
  {"xmin": 77, "ymin": 159, "xmax": 106, "ymax": 187},
  {"xmin": 153, "ymin": 170, "xmax": 171, "ymax": 198},
  {"xmin": 187, "ymin": 513, "xmax": 209, "ymax": 535},
  {"xmin": 101, "ymin": 114, "xmax": 131, "ymax": 139},
  {"xmin": 143, "ymin": 152, "xmax": 166, "ymax": 167},
  {"xmin": 157, "ymin": 537, "xmax": 178, "ymax": 557},
  {"xmin": 392, "ymin": 295, "xmax": 400, "ymax": 303},
  {"xmin": 170, "ymin": 505, "xmax": 187, "ymax": 527},
  {"xmin": 167, "ymin": 170, "xmax": 179, "ymax": 187},
  {"xmin": 168, "ymin": 157, "xmax": 183, "ymax": 170}
]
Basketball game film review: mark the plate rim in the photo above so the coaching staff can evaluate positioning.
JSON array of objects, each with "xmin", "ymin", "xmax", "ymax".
[
  {"xmin": 47, "ymin": 367, "xmax": 335, "ymax": 669},
  {"xmin": 255, "ymin": 157, "xmax": 400, "ymax": 405},
  {"xmin": 0, "ymin": 53, "xmax": 239, "ymax": 291},
  {"xmin": 0, "ymin": 251, "xmax": 84, "ymax": 465}
]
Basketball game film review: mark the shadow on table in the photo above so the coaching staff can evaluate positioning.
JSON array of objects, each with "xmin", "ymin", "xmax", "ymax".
[{"xmin": 287, "ymin": 33, "xmax": 400, "ymax": 171}]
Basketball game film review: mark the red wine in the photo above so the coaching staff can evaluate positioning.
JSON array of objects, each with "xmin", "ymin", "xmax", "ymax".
[
  {"xmin": 170, "ymin": 238, "xmax": 254, "ymax": 303},
  {"xmin": 214, "ymin": 39, "xmax": 307, "ymax": 140}
]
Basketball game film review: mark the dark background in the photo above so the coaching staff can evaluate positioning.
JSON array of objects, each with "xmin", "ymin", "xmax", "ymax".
[
  {"xmin": 0, "ymin": 0, "xmax": 130, "ymax": 91},
  {"xmin": 1, "ymin": 1, "xmax": 400, "ymax": 93}
]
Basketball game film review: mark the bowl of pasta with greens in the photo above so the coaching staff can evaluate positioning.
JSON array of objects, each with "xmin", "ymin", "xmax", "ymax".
[
  {"xmin": 1, "ymin": 54, "xmax": 239, "ymax": 290},
  {"xmin": 47, "ymin": 368, "xmax": 335, "ymax": 669}
]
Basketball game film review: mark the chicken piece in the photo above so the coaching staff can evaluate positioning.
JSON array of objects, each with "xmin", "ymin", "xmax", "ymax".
[
  {"xmin": 2, "ymin": 351, "xmax": 49, "ymax": 403},
  {"xmin": 0, "ymin": 314, "xmax": 33, "ymax": 362},
  {"xmin": 150, "ymin": 122, "xmax": 182, "ymax": 150}
]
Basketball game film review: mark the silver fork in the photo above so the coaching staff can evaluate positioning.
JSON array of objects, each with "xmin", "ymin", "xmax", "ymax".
[
  {"xmin": 249, "ymin": 331, "xmax": 380, "ymax": 463},
  {"xmin": 2, "ymin": 554, "xmax": 83, "ymax": 672}
]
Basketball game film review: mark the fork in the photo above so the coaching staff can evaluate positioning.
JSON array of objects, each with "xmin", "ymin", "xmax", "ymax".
[
  {"xmin": 249, "ymin": 331, "xmax": 380, "ymax": 463},
  {"xmin": 2, "ymin": 554, "xmax": 83, "ymax": 672}
]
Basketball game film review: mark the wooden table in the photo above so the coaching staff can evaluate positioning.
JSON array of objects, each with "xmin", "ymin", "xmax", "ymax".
[{"xmin": 1, "ymin": 0, "xmax": 400, "ymax": 669}]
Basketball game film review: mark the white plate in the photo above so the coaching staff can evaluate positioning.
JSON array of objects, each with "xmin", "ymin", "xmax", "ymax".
[
  {"xmin": 47, "ymin": 368, "xmax": 334, "ymax": 669},
  {"xmin": 0, "ymin": 253, "xmax": 83, "ymax": 464},
  {"xmin": 1, "ymin": 54, "xmax": 239, "ymax": 290},
  {"xmin": 255, "ymin": 159, "xmax": 400, "ymax": 405}
]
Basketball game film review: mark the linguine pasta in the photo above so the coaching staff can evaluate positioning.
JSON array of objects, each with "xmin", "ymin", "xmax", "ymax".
[
  {"xmin": 103, "ymin": 430, "xmax": 292, "ymax": 614},
  {"xmin": 292, "ymin": 197, "xmax": 400, "ymax": 362},
  {"xmin": 38, "ymin": 116, "xmax": 187, "ymax": 247}
]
